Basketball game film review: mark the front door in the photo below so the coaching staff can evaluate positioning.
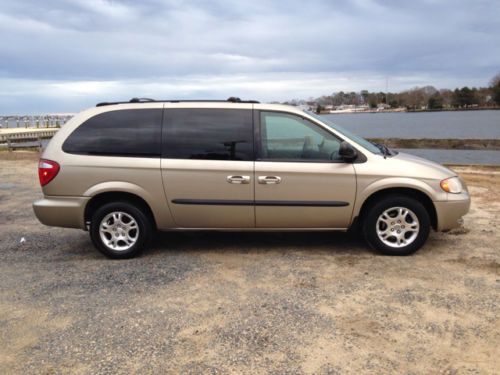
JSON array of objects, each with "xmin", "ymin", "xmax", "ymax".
[
  {"xmin": 161, "ymin": 107, "xmax": 255, "ymax": 228},
  {"xmin": 255, "ymin": 111, "xmax": 356, "ymax": 228}
]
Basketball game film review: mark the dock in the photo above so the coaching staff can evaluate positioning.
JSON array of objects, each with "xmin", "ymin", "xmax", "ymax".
[{"xmin": 0, "ymin": 128, "xmax": 60, "ymax": 143}]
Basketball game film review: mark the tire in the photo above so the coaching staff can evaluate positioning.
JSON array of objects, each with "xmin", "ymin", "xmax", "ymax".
[
  {"xmin": 362, "ymin": 195, "xmax": 430, "ymax": 256},
  {"xmin": 89, "ymin": 201, "xmax": 153, "ymax": 259}
]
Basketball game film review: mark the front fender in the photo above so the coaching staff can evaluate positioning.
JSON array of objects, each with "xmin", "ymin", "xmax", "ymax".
[{"xmin": 352, "ymin": 177, "xmax": 444, "ymax": 219}]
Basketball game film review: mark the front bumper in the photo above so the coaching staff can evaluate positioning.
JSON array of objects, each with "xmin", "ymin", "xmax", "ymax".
[
  {"xmin": 33, "ymin": 196, "xmax": 90, "ymax": 230},
  {"xmin": 434, "ymin": 193, "xmax": 471, "ymax": 231}
]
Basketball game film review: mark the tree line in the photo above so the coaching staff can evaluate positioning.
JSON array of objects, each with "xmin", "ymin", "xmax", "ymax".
[{"xmin": 284, "ymin": 74, "xmax": 500, "ymax": 111}]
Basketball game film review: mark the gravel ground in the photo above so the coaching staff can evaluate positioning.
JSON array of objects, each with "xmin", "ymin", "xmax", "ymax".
[{"xmin": 0, "ymin": 152, "xmax": 499, "ymax": 374}]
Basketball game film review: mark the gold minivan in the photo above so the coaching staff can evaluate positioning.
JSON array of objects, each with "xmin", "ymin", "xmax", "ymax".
[{"xmin": 33, "ymin": 98, "xmax": 470, "ymax": 258}]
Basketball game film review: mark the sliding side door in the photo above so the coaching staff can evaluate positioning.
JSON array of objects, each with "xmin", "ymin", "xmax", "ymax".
[{"xmin": 160, "ymin": 106, "xmax": 255, "ymax": 228}]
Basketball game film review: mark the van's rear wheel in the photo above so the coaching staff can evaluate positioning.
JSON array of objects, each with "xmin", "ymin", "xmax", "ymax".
[
  {"xmin": 363, "ymin": 195, "xmax": 430, "ymax": 256},
  {"xmin": 90, "ymin": 202, "xmax": 152, "ymax": 259}
]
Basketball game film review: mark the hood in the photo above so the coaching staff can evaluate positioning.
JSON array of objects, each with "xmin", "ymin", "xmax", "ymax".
[{"xmin": 391, "ymin": 151, "xmax": 456, "ymax": 179}]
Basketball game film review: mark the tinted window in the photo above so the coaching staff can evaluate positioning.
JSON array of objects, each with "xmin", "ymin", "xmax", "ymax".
[
  {"xmin": 163, "ymin": 109, "xmax": 253, "ymax": 160},
  {"xmin": 63, "ymin": 109, "xmax": 162, "ymax": 157},
  {"xmin": 260, "ymin": 111, "xmax": 342, "ymax": 161}
]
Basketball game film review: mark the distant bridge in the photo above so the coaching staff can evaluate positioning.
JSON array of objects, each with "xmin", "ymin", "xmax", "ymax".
[{"xmin": 0, "ymin": 114, "xmax": 74, "ymax": 129}]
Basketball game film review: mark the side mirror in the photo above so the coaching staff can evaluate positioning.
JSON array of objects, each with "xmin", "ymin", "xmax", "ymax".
[{"xmin": 339, "ymin": 141, "xmax": 358, "ymax": 161}]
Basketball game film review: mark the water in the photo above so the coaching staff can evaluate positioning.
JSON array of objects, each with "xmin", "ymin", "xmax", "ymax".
[
  {"xmin": 323, "ymin": 110, "xmax": 500, "ymax": 139},
  {"xmin": 38, "ymin": 142, "xmax": 499, "ymax": 165},
  {"xmin": 397, "ymin": 149, "xmax": 500, "ymax": 165},
  {"xmin": 321, "ymin": 110, "xmax": 500, "ymax": 165},
  {"xmin": 6, "ymin": 111, "xmax": 500, "ymax": 165},
  {"xmin": 4, "ymin": 111, "xmax": 499, "ymax": 137}
]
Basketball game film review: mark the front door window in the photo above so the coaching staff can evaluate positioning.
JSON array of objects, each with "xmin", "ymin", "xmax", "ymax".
[{"xmin": 259, "ymin": 112, "xmax": 342, "ymax": 161}]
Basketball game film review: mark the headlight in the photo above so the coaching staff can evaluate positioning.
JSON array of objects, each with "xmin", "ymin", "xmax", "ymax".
[{"xmin": 440, "ymin": 177, "xmax": 463, "ymax": 194}]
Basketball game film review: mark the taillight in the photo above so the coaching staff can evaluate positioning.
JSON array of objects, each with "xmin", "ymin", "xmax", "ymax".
[{"xmin": 38, "ymin": 159, "xmax": 60, "ymax": 187}]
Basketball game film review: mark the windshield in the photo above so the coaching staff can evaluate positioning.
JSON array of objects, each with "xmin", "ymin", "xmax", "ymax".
[{"xmin": 305, "ymin": 111, "xmax": 381, "ymax": 155}]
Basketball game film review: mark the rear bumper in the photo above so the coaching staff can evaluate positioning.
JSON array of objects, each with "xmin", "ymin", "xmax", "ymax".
[
  {"xmin": 33, "ymin": 196, "xmax": 90, "ymax": 230},
  {"xmin": 434, "ymin": 195, "xmax": 471, "ymax": 231}
]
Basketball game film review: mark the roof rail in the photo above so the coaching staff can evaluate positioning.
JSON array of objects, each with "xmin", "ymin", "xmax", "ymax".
[
  {"xmin": 96, "ymin": 97, "xmax": 259, "ymax": 107},
  {"xmin": 129, "ymin": 97, "xmax": 155, "ymax": 103}
]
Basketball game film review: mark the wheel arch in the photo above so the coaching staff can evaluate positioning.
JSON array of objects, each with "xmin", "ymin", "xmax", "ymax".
[
  {"xmin": 84, "ymin": 191, "xmax": 157, "ymax": 230},
  {"xmin": 355, "ymin": 187, "xmax": 437, "ymax": 231}
]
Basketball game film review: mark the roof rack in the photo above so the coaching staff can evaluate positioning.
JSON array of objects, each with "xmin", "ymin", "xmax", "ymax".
[{"xmin": 96, "ymin": 97, "xmax": 259, "ymax": 107}]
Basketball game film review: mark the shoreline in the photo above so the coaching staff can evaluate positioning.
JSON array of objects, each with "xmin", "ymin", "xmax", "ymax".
[
  {"xmin": 367, "ymin": 138, "xmax": 500, "ymax": 151},
  {"xmin": 321, "ymin": 107, "xmax": 500, "ymax": 115}
]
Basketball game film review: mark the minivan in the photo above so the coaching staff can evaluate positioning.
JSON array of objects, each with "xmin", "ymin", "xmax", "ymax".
[{"xmin": 33, "ymin": 98, "xmax": 470, "ymax": 258}]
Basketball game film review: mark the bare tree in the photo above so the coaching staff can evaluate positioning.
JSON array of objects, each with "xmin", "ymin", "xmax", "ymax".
[{"xmin": 490, "ymin": 73, "xmax": 500, "ymax": 105}]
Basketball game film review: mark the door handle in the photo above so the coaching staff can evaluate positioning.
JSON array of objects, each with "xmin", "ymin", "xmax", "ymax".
[
  {"xmin": 258, "ymin": 176, "xmax": 282, "ymax": 184},
  {"xmin": 227, "ymin": 175, "xmax": 251, "ymax": 184}
]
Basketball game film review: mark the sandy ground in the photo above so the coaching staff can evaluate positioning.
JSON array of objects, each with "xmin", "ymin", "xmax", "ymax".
[{"xmin": 0, "ymin": 152, "xmax": 499, "ymax": 374}]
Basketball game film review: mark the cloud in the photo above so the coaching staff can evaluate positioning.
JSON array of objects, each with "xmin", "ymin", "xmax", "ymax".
[{"xmin": 0, "ymin": 0, "xmax": 499, "ymax": 112}]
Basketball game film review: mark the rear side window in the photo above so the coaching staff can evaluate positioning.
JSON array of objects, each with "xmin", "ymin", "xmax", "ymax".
[
  {"xmin": 162, "ymin": 109, "xmax": 253, "ymax": 160},
  {"xmin": 62, "ymin": 109, "xmax": 162, "ymax": 157}
]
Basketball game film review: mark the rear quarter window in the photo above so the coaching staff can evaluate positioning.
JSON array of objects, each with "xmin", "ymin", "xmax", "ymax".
[{"xmin": 62, "ymin": 109, "xmax": 162, "ymax": 157}]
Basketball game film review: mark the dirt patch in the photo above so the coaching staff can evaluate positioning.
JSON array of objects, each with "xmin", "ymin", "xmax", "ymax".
[
  {"xmin": 0, "ymin": 301, "xmax": 72, "ymax": 374},
  {"xmin": 0, "ymin": 158, "xmax": 499, "ymax": 374}
]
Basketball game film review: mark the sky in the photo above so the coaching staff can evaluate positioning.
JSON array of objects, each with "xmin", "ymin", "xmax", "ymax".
[{"xmin": 0, "ymin": 0, "xmax": 499, "ymax": 114}]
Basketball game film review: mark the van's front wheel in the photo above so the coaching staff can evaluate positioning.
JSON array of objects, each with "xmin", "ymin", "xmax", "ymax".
[
  {"xmin": 363, "ymin": 195, "xmax": 430, "ymax": 255},
  {"xmin": 90, "ymin": 202, "xmax": 152, "ymax": 259}
]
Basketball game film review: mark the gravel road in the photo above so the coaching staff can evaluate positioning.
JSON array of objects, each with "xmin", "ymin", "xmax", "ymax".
[{"xmin": 1, "ymin": 153, "xmax": 499, "ymax": 374}]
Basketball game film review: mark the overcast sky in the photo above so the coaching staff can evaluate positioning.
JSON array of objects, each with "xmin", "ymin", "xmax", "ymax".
[{"xmin": 1, "ymin": 0, "xmax": 499, "ymax": 113}]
